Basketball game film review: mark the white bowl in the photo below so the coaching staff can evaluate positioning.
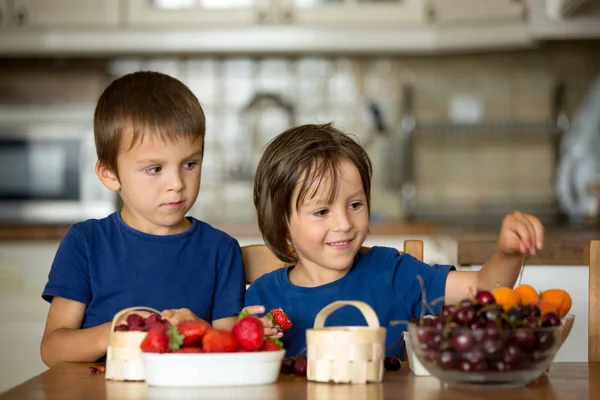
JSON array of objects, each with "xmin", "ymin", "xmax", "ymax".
[{"xmin": 142, "ymin": 350, "xmax": 285, "ymax": 387}]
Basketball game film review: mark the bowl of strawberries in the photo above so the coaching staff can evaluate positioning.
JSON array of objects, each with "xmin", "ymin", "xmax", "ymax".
[{"xmin": 140, "ymin": 312, "xmax": 287, "ymax": 387}]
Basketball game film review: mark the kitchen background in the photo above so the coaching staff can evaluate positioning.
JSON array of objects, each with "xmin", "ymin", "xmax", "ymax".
[{"xmin": 1, "ymin": 0, "xmax": 600, "ymax": 394}]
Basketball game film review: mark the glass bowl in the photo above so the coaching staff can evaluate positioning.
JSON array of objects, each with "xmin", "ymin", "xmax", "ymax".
[{"xmin": 407, "ymin": 314, "xmax": 574, "ymax": 388}]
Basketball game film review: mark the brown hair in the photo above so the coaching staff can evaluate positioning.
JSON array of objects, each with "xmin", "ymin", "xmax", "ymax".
[
  {"xmin": 94, "ymin": 71, "xmax": 205, "ymax": 175},
  {"xmin": 254, "ymin": 123, "xmax": 372, "ymax": 263}
]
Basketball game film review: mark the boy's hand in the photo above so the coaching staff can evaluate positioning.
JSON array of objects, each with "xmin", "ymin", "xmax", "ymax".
[
  {"xmin": 241, "ymin": 305, "xmax": 283, "ymax": 339},
  {"xmin": 161, "ymin": 308, "xmax": 205, "ymax": 326},
  {"xmin": 496, "ymin": 211, "xmax": 544, "ymax": 257}
]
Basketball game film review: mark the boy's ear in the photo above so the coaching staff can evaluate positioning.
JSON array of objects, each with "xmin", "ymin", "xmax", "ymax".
[{"xmin": 95, "ymin": 161, "xmax": 121, "ymax": 192}]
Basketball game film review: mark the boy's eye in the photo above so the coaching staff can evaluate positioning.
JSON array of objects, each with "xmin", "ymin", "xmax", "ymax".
[
  {"xmin": 146, "ymin": 166, "xmax": 162, "ymax": 175},
  {"xmin": 183, "ymin": 161, "xmax": 198, "ymax": 169},
  {"xmin": 313, "ymin": 209, "xmax": 329, "ymax": 217},
  {"xmin": 349, "ymin": 201, "xmax": 363, "ymax": 210}
]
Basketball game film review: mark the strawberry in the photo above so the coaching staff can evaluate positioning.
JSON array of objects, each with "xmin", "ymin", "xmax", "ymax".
[
  {"xmin": 176, "ymin": 320, "xmax": 209, "ymax": 347},
  {"xmin": 174, "ymin": 347, "xmax": 203, "ymax": 353},
  {"xmin": 141, "ymin": 324, "xmax": 184, "ymax": 353},
  {"xmin": 265, "ymin": 308, "xmax": 292, "ymax": 332},
  {"xmin": 232, "ymin": 316, "xmax": 264, "ymax": 351},
  {"xmin": 202, "ymin": 329, "xmax": 238, "ymax": 353},
  {"xmin": 260, "ymin": 338, "xmax": 283, "ymax": 352}
]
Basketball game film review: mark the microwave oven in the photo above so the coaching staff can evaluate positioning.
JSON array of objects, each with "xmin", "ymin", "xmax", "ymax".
[{"xmin": 0, "ymin": 120, "xmax": 116, "ymax": 223}]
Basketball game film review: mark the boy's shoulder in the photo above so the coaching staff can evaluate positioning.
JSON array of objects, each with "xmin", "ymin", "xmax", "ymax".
[
  {"xmin": 187, "ymin": 217, "xmax": 239, "ymax": 248},
  {"xmin": 246, "ymin": 266, "xmax": 286, "ymax": 292},
  {"xmin": 358, "ymin": 245, "xmax": 409, "ymax": 264}
]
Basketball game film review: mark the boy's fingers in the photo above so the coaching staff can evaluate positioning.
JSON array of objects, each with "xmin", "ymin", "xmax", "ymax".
[
  {"xmin": 528, "ymin": 215, "xmax": 545, "ymax": 249},
  {"xmin": 269, "ymin": 332, "xmax": 283, "ymax": 339},
  {"xmin": 264, "ymin": 327, "xmax": 279, "ymax": 336},
  {"xmin": 243, "ymin": 305, "xmax": 265, "ymax": 316}
]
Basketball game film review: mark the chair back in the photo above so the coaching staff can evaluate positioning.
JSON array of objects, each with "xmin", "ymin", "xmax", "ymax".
[{"xmin": 242, "ymin": 240, "xmax": 424, "ymax": 284}]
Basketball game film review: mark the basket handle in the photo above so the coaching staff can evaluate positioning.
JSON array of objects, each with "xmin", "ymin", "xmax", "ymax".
[
  {"xmin": 313, "ymin": 300, "xmax": 380, "ymax": 329},
  {"xmin": 110, "ymin": 306, "xmax": 161, "ymax": 331}
]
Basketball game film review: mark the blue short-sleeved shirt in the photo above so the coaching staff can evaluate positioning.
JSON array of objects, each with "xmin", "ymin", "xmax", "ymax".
[
  {"xmin": 42, "ymin": 212, "xmax": 245, "ymax": 329},
  {"xmin": 244, "ymin": 246, "xmax": 454, "ymax": 358}
]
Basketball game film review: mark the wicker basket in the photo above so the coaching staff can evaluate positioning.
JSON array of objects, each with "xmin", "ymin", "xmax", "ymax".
[
  {"xmin": 105, "ymin": 306, "xmax": 161, "ymax": 382},
  {"xmin": 306, "ymin": 301, "xmax": 386, "ymax": 384}
]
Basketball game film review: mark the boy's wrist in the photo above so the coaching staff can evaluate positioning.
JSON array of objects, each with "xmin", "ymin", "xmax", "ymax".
[{"xmin": 99, "ymin": 322, "xmax": 112, "ymax": 352}]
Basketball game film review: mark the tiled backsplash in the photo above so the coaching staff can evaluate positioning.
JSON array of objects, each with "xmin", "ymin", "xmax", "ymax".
[{"xmin": 1, "ymin": 41, "xmax": 599, "ymax": 223}]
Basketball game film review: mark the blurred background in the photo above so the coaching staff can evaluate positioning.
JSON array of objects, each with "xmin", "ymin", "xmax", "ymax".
[{"xmin": 0, "ymin": 0, "xmax": 600, "ymax": 393}]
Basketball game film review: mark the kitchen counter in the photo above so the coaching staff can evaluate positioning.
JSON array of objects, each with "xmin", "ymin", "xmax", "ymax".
[{"xmin": 0, "ymin": 221, "xmax": 597, "ymax": 266}]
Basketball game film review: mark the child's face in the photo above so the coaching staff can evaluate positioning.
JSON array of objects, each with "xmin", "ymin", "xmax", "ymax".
[
  {"xmin": 106, "ymin": 133, "xmax": 203, "ymax": 235},
  {"xmin": 287, "ymin": 160, "xmax": 369, "ymax": 274}
]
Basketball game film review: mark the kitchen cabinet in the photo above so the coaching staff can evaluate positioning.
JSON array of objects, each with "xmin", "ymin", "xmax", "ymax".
[
  {"xmin": 279, "ymin": 0, "xmax": 427, "ymax": 26},
  {"xmin": 125, "ymin": 0, "xmax": 269, "ymax": 27},
  {"xmin": 9, "ymin": 0, "xmax": 120, "ymax": 29},
  {"xmin": 527, "ymin": 0, "xmax": 600, "ymax": 38},
  {"xmin": 0, "ymin": 1, "xmax": 7, "ymax": 29},
  {"xmin": 429, "ymin": 0, "xmax": 525, "ymax": 24}
]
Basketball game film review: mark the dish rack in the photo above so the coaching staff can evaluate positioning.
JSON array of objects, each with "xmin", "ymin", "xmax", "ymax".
[{"xmin": 390, "ymin": 83, "xmax": 567, "ymax": 226}]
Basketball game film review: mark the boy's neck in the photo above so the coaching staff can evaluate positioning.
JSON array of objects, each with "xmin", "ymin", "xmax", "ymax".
[{"xmin": 289, "ymin": 261, "xmax": 351, "ymax": 288}]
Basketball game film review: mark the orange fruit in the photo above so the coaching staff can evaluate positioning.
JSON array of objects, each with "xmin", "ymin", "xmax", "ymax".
[
  {"xmin": 526, "ymin": 299, "xmax": 558, "ymax": 317},
  {"xmin": 540, "ymin": 289, "xmax": 572, "ymax": 317},
  {"xmin": 491, "ymin": 287, "xmax": 521, "ymax": 311},
  {"xmin": 514, "ymin": 284, "xmax": 539, "ymax": 305}
]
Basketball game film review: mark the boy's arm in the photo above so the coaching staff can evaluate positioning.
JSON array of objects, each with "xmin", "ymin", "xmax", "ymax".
[
  {"xmin": 40, "ymin": 297, "xmax": 110, "ymax": 368},
  {"xmin": 444, "ymin": 211, "xmax": 544, "ymax": 305},
  {"xmin": 212, "ymin": 306, "xmax": 279, "ymax": 337}
]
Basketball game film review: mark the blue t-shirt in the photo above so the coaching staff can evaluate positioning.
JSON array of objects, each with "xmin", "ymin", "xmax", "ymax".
[
  {"xmin": 42, "ymin": 212, "xmax": 245, "ymax": 329},
  {"xmin": 244, "ymin": 246, "xmax": 454, "ymax": 358}
]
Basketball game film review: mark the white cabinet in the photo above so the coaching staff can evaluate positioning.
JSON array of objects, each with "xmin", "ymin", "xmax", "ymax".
[
  {"xmin": 10, "ymin": 0, "xmax": 120, "ymax": 29},
  {"xmin": 125, "ymin": 0, "xmax": 270, "ymax": 27},
  {"xmin": 429, "ymin": 0, "xmax": 526, "ymax": 24},
  {"xmin": 280, "ymin": 0, "xmax": 427, "ymax": 26}
]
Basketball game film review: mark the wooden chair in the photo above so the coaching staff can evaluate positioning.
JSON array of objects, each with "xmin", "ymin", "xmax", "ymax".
[
  {"xmin": 589, "ymin": 240, "xmax": 600, "ymax": 361},
  {"xmin": 241, "ymin": 240, "xmax": 424, "ymax": 285}
]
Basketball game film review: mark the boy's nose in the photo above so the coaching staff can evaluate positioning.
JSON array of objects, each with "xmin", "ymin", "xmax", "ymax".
[
  {"xmin": 168, "ymin": 172, "xmax": 185, "ymax": 192},
  {"xmin": 333, "ymin": 211, "xmax": 353, "ymax": 232}
]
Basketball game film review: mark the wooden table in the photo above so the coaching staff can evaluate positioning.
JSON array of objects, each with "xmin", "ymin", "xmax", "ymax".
[{"xmin": 1, "ymin": 362, "xmax": 597, "ymax": 400}]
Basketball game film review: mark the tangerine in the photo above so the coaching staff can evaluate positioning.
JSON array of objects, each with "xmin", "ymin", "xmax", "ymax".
[
  {"xmin": 514, "ymin": 284, "xmax": 540, "ymax": 305},
  {"xmin": 491, "ymin": 287, "xmax": 521, "ymax": 311},
  {"xmin": 540, "ymin": 289, "xmax": 572, "ymax": 317}
]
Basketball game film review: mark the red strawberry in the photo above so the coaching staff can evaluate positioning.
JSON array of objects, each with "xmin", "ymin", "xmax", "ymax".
[
  {"xmin": 176, "ymin": 320, "xmax": 209, "ymax": 347},
  {"xmin": 202, "ymin": 329, "xmax": 238, "ymax": 353},
  {"xmin": 174, "ymin": 347, "xmax": 203, "ymax": 353},
  {"xmin": 265, "ymin": 308, "xmax": 292, "ymax": 332},
  {"xmin": 140, "ymin": 325, "xmax": 169, "ymax": 353},
  {"xmin": 260, "ymin": 338, "xmax": 283, "ymax": 352},
  {"xmin": 232, "ymin": 316, "xmax": 264, "ymax": 351},
  {"xmin": 141, "ymin": 324, "xmax": 184, "ymax": 353}
]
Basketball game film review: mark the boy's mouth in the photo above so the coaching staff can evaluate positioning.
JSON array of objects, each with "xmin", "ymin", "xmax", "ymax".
[
  {"xmin": 326, "ymin": 239, "xmax": 353, "ymax": 249},
  {"xmin": 162, "ymin": 201, "xmax": 184, "ymax": 209}
]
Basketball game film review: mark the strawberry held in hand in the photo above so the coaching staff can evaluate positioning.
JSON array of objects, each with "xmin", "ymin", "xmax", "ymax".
[
  {"xmin": 265, "ymin": 308, "xmax": 292, "ymax": 333},
  {"xmin": 232, "ymin": 315, "xmax": 265, "ymax": 351}
]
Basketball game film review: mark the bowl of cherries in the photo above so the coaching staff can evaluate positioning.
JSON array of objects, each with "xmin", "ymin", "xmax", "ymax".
[{"xmin": 407, "ymin": 288, "xmax": 574, "ymax": 388}]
